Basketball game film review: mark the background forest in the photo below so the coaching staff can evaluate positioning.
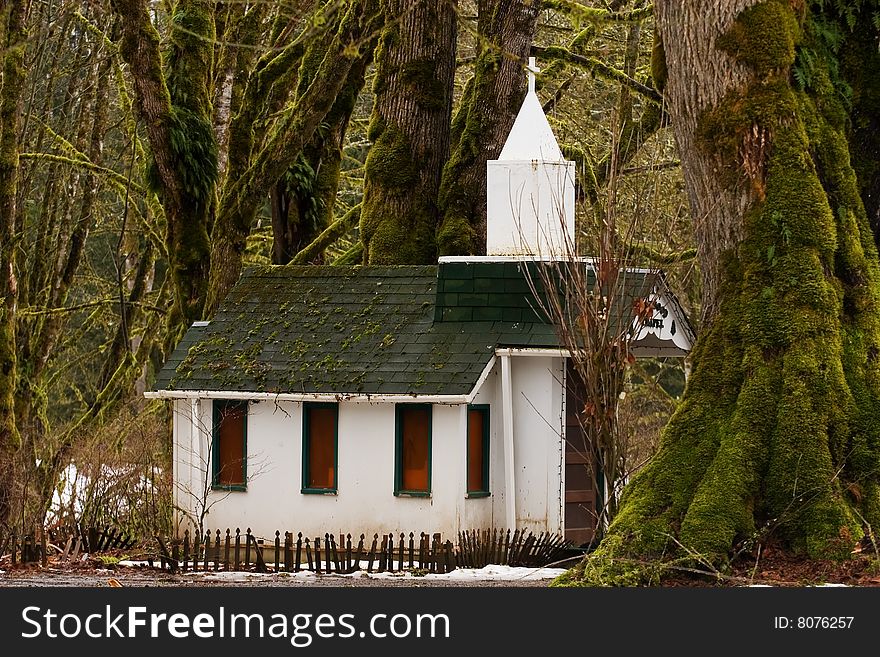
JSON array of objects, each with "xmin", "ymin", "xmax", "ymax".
[{"xmin": 0, "ymin": 0, "xmax": 692, "ymax": 540}]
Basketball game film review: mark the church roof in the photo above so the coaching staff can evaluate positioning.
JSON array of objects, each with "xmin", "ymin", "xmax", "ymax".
[{"xmin": 151, "ymin": 261, "xmax": 688, "ymax": 397}]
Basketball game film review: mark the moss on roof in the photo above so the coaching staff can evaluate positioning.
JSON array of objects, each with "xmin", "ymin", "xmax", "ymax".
[
  {"xmin": 152, "ymin": 261, "xmax": 674, "ymax": 396},
  {"xmin": 153, "ymin": 264, "xmax": 561, "ymax": 396}
]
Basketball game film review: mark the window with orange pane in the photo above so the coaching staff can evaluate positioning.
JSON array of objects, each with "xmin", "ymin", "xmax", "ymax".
[
  {"xmin": 394, "ymin": 405, "xmax": 431, "ymax": 496},
  {"xmin": 466, "ymin": 406, "xmax": 490, "ymax": 497},
  {"xmin": 212, "ymin": 400, "xmax": 247, "ymax": 490},
  {"xmin": 302, "ymin": 403, "xmax": 338, "ymax": 493}
]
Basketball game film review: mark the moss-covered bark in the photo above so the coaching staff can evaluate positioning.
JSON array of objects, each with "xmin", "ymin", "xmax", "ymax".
[
  {"xmin": 0, "ymin": 0, "xmax": 27, "ymax": 529},
  {"xmin": 271, "ymin": 25, "xmax": 375, "ymax": 264},
  {"xmin": 112, "ymin": 0, "xmax": 216, "ymax": 328},
  {"xmin": 562, "ymin": 0, "xmax": 880, "ymax": 585},
  {"xmin": 360, "ymin": 0, "xmax": 457, "ymax": 264},
  {"xmin": 436, "ymin": 0, "xmax": 540, "ymax": 256},
  {"xmin": 207, "ymin": 0, "xmax": 382, "ymax": 310}
]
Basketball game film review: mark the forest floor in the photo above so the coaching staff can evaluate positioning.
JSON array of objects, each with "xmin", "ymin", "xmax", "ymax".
[
  {"xmin": 2, "ymin": 542, "xmax": 879, "ymax": 587},
  {"xmin": 0, "ymin": 554, "xmax": 559, "ymax": 587},
  {"xmin": 660, "ymin": 542, "xmax": 880, "ymax": 587}
]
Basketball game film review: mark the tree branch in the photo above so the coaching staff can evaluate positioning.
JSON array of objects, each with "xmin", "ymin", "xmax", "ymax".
[
  {"xmin": 18, "ymin": 152, "xmax": 144, "ymax": 195},
  {"xmin": 291, "ymin": 203, "xmax": 361, "ymax": 265},
  {"xmin": 532, "ymin": 45, "xmax": 662, "ymax": 104},
  {"xmin": 543, "ymin": 0, "xmax": 653, "ymax": 24}
]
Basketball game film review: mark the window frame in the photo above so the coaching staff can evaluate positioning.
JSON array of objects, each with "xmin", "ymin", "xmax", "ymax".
[
  {"xmin": 394, "ymin": 404, "xmax": 432, "ymax": 497},
  {"xmin": 211, "ymin": 399, "xmax": 248, "ymax": 491},
  {"xmin": 301, "ymin": 402, "xmax": 339, "ymax": 495},
  {"xmin": 466, "ymin": 404, "xmax": 491, "ymax": 498}
]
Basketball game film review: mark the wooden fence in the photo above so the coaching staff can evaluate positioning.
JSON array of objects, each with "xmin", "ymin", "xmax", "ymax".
[
  {"xmin": 456, "ymin": 528, "xmax": 570, "ymax": 568},
  {"xmin": 2, "ymin": 524, "xmax": 573, "ymax": 574},
  {"xmin": 1, "ymin": 524, "xmax": 137, "ymax": 566},
  {"xmin": 154, "ymin": 529, "xmax": 457, "ymax": 575}
]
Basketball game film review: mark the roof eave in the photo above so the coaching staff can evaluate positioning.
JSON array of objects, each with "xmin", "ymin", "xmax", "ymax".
[{"xmin": 144, "ymin": 390, "xmax": 471, "ymax": 404}]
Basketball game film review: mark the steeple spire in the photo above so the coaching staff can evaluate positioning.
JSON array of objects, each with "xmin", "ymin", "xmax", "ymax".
[{"xmin": 497, "ymin": 58, "xmax": 563, "ymax": 162}]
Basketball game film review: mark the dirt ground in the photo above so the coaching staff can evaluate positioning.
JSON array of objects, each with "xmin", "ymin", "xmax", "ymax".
[
  {"xmin": 662, "ymin": 544, "xmax": 880, "ymax": 587},
  {"xmin": 3, "ymin": 541, "xmax": 879, "ymax": 587},
  {"xmin": 0, "ymin": 557, "xmax": 553, "ymax": 587}
]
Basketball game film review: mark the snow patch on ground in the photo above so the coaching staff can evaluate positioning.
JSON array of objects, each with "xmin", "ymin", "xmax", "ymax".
[
  {"xmin": 150, "ymin": 563, "xmax": 565, "ymax": 582},
  {"xmin": 426, "ymin": 565, "xmax": 565, "ymax": 581},
  {"xmin": 116, "ymin": 559, "xmax": 564, "ymax": 582}
]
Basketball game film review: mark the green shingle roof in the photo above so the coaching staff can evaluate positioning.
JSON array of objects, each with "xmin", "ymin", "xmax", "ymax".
[
  {"xmin": 153, "ymin": 264, "xmax": 561, "ymax": 396},
  {"xmin": 152, "ymin": 260, "xmax": 689, "ymax": 397}
]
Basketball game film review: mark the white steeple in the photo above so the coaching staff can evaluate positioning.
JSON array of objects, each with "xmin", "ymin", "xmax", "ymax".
[
  {"xmin": 486, "ymin": 57, "xmax": 575, "ymax": 257},
  {"xmin": 498, "ymin": 58, "xmax": 564, "ymax": 162}
]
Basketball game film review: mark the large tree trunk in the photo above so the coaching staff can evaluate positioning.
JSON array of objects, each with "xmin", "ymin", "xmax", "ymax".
[
  {"xmin": 656, "ymin": 1, "xmax": 757, "ymax": 324},
  {"xmin": 360, "ymin": 0, "xmax": 457, "ymax": 264},
  {"xmin": 0, "ymin": 0, "xmax": 27, "ymax": 530},
  {"xmin": 206, "ymin": 0, "xmax": 382, "ymax": 310},
  {"xmin": 565, "ymin": 0, "xmax": 880, "ymax": 583},
  {"xmin": 112, "ymin": 0, "xmax": 216, "ymax": 329},
  {"xmin": 436, "ymin": 0, "xmax": 539, "ymax": 256}
]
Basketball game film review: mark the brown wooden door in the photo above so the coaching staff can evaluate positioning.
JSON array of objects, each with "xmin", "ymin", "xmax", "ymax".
[{"xmin": 564, "ymin": 362, "xmax": 599, "ymax": 546}]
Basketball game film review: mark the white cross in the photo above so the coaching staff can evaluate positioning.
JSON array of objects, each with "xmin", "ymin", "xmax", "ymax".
[{"xmin": 527, "ymin": 56, "xmax": 539, "ymax": 94}]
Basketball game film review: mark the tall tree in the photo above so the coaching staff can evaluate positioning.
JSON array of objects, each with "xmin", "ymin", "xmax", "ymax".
[
  {"xmin": 0, "ymin": 0, "xmax": 27, "ymax": 530},
  {"xmin": 564, "ymin": 0, "xmax": 880, "ymax": 585},
  {"xmin": 360, "ymin": 0, "xmax": 457, "ymax": 264},
  {"xmin": 206, "ymin": 0, "xmax": 382, "ymax": 310},
  {"xmin": 112, "ymin": 0, "xmax": 217, "ymax": 328},
  {"xmin": 110, "ymin": 0, "xmax": 384, "ymax": 321},
  {"xmin": 437, "ymin": 0, "xmax": 541, "ymax": 256}
]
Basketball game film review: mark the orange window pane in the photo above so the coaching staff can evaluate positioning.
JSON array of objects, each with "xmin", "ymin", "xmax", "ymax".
[
  {"xmin": 467, "ymin": 409, "xmax": 486, "ymax": 492},
  {"xmin": 217, "ymin": 405, "xmax": 245, "ymax": 486},
  {"xmin": 401, "ymin": 408, "xmax": 430, "ymax": 492},
  {"xmin": 308, "ymin": 407, "xmax": 336, "ymax": 489}
]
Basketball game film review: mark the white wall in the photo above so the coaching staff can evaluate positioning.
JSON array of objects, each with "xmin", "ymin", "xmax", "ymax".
[
  {"xmin": 171, "ymin": 354, "xmax": 567, "ymax": 541},
  {"xmin": 510, "ymin": 356, "xmax": 564, "ymax": 534},
  {"xmin": 470, "ymin": 355, "xmax": 565, "ymax": 535},
  {"xmin": 174, "ymin": 400, "xmax": 467, "ymax": 541},
  {"xmin": 486, "ymin": 160, "xmax": 575, "ymax": 257}
]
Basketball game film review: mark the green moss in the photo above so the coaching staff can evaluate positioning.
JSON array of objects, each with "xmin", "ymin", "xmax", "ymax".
[
  {"xmin": 401, "ymin": 59, "xmax": 449, "ymax": 111},
  {"xmin": 716, "ymin": 0, "xmax": 801, "ymax": 77},
  {"xmin": 362, "ymin": 124, "xmax": 418, "ymax": 191},
  {"xmin": 436, "ymin": 70, "xmax": 491, "ymax": 256},
  {"xmin": 568, "ymin": 0, "xmax": 880, "ymax": 585},
  {"xmin": 361, "ymin": 113, "xmax": 438, "ymax": 263},
  {"xmin": 436, "ymin": 210, "xmax": 475, "ymax": 256}
]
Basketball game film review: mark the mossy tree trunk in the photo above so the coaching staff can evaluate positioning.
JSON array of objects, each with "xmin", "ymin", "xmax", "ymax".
[
  {"xmin": 271, "ymin": 28, "xmax": 376, "ymax": 265},
  {"xmin": 206, "ymin": 0, "xmax": 382, "ymax": 308},
  {"xmin": 112, "ymin": 0, "xmax": 217, "ymax": 329},
  {"xmin": 568, "ymin": 0, "xmax": 880, "ymax": 583},
  {"xmin": 0, "ymin": 0, "xmax": 27, "ymax": 530},
  {"xmin": 360, "ymin": 0, "xmax": 457, "ymax": 264},
  {"xmin": 436, "ymin": 0, "xmax": 540, "ymax": 256}
]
